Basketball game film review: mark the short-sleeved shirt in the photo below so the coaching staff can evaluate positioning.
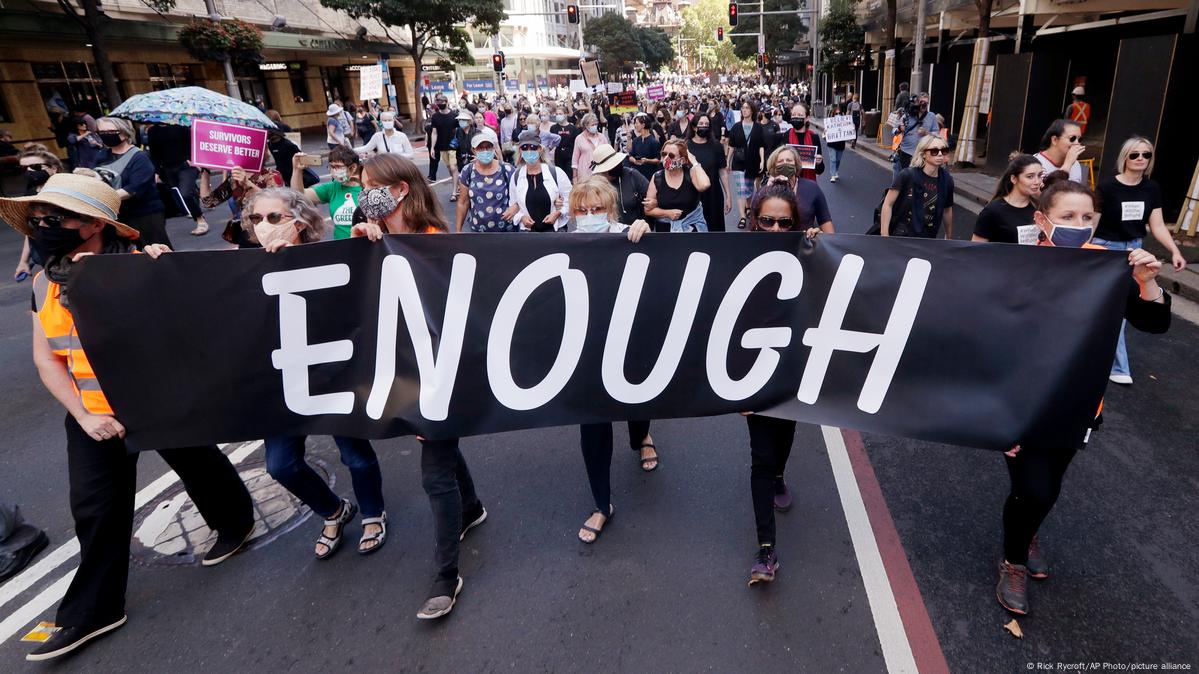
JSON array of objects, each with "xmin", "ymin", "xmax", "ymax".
[
  {"xmin": 312, "ymin": 181, "xmax": 362, "ymax": 239},
  {"xmin": 1035, "ymin": 152, "xmax": 1083, "ymax": 184},
  {"xmin": 1096, "ymin": 176, "xmax": 1162, "ymax": 242},
  {"xmin": 629, "ymin": 134, "xmax": 661, "ymax": 182},
  {"xmin": 430, "ymin": 111, "xmax": 460, "ymax": 151},
  {"xmin": 459, "ymin": 162, "xmax": 517, "ymax": 232},
  {"xmin": 794, "ymin": 179, "xmax": 832, "ymax": 230},
  {"xmin": 889, "ymin": 167, "xmax": 954, "ymax": 237},
  {"xmin": 973, "ymin": 199, "xmax": 1035, "ymax": 243}
]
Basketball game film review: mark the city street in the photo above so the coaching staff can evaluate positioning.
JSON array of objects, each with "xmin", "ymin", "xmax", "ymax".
[{"xmin": 1, "ymin": 147, "xmax": 1196, "ymax": 672}]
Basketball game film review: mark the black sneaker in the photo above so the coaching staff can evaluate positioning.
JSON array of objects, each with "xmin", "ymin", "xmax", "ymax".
[
  {"xmin": 460, "ymin": 503, "xmax": 488, "ymax": 542},
  {"xmin": 26, "ymin": 615, "xmax": 127, "ymax": 662},
  {"xmin": 1026, "ymin": 535, "xmax": 1049, "ymax": 580},
  {"xmin": 996, "ymin": 560, "xmax": 1029, "ymax": 615},
  {"xmin": 416, "ymin": 576, "xmax": 463, "ymax": 620},
  {"xmin": 201, "ymin": 523, "xmax": 255, "ymax": 567}
]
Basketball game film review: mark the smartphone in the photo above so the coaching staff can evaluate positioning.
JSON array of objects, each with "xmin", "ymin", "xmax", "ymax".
[
  {"xmin": 15, "ymin": 271, "xmax": 29, "ymax": 283},
  {"xmin": 298, "ymin": 154, "xmax": 324, "ymax": 167}
]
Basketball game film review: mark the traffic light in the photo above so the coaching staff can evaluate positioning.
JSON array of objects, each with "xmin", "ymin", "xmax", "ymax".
[
  {"xmin": 717, "ymin": 27, "xmax": 724, "ymax": 41},
  {"xmin": 491, "ymin": 52, "xmax": 504, "ymax": 72},
  {"xmin": 728, "ymin": 2, "xmax": 738, "ymax": 26},
  {"xmin": 567, "ymin": 4, "xmax": 579, "ymax": 24}
]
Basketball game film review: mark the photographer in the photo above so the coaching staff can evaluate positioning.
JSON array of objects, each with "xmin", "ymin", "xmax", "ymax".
[{"xmin": 892, "ymin": 92, "xmax": 939, "ymax": 182}]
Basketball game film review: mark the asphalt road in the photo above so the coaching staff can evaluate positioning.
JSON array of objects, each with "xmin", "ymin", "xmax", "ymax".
[{"xmin": 1, "ymin": 147, "xmax": 1196, "ymax": 672}]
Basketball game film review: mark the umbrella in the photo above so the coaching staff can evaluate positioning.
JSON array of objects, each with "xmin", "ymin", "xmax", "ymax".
[{"xmin": 109, "ymin": 86, "xmax": 278, "ymax": 130}]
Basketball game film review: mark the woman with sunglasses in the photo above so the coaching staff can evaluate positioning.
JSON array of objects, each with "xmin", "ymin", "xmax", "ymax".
[
  {"xmin": 1093, "ymin": 137, "xmax": 1186, "ymax": 386},
  {"xmin": 995, "ymin": 171, "xmax": 1170, "ymax": 616},
  {"xmin": 13, "ymin": 149, "xmax": 64, "ymax": 281},
  {"xmin": 643, "ymin": 139, "xmax": 711, "ymax": 232},
  {"xmin": 200, "ymin": 164, "xmax": 284, "ymax": 247},
  {"xmin": 879, "ymin": 134, "xmax": 955, "ymax": 239},
  {"xmin": 1035, "ymin": 119, "xmax": 1085, "ymax": 184},
  {"xmin": 567, "ymin": 177, "xmax": 654, "ymax": 544},
  {"xmin": 762, "ymin": 146, "xmax": 834, "ymax": 234},
  {"xmin": 742, "ymin": 182, "xmax": 822, "ymax": 587},
  {"xmin": 351, "ymin": 154, "xmax": 488, "ymax": 621},
  {"xmin": 509, "ymin": 130, "xmax": 572, "ymax": 232}
]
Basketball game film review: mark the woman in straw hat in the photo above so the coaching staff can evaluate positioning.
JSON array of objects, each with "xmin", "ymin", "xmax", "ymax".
[{"xmin": 2, "ymin": 174, "xmax": 254, "ymax": 662}]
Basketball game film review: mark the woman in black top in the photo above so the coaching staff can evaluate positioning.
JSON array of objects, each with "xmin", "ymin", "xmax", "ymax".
[
  {"xmin": 627, "ymin": 114, "xmax": 661, "ymax": 182},
  {"xmin": 668, "ymin": 106, "xmax": 692, "ymax": 140},
  {"xmin": 973, "ymin": 154, "xmax": 1041, "ymax": 244},
  {"xmin": 644, "ymin": 139, "xmax": 711, "ymax": 232},
  {"xmin": 687, "ymin": 113, "xmax": 730, "ymax": 231},
  {"xmin": 726, "ymin": 100, "xmax": 767, "ymax": 229}
]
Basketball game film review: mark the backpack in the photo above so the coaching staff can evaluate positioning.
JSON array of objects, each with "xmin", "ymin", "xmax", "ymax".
[
  {"xmin": 868, "ymin": 168, "xmax": 916, "ymax": 235},
  {"xmin": 95, "ymin": 146, "xmax": 142, "ymax": 190}
]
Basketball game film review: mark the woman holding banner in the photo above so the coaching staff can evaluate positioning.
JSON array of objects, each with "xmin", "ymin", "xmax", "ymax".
[
  {"xmin": 351, "ymin": 154, "xmax": 488, "ymax": 621},
  {"xmin": 566, "ymin": 176, "xmax": 655, "ymax": 544}
]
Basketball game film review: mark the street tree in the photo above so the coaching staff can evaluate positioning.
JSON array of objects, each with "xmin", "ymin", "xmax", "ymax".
[
  {"xmin": 636, "ymin": 26, "xmax": 676, "ymax": 73},
  {"xmin": 730, "ymin": 0, "xmax": 807, "ymax": 64},
  {"xmin": 817, "ymin": 0, "xmax": 867, "ymax": 84},
  {"xmin": 319, "ymin": 0, "xmax": 506, "ymax": 131},
  {"xmin": 680, "ymin": 0, "xmax": 750, "ymax": 72},
  {"xmin": 582, "ymin": 13, "xmax": 645, "ymax": 75}
]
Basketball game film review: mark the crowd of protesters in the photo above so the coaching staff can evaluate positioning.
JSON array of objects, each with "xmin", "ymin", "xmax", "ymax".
[{"xmin": 0, "ymin": 74, "xmax": 1181, "ymax": 662}]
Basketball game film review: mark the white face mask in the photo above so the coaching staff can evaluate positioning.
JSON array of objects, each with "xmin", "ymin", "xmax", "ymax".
[
  {"xmin": 331, "ymin": 168, "xmax": 348, "ymax": 182},
  {"xmin": 575, "ymin": 213, "xmax": 609, "ymax": 233},
  {"xmin": 380, "ymin": 120, "xmax": 394, "ymax": 130}
]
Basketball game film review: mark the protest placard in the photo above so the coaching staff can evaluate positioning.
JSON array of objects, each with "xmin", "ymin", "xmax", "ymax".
[
  {"xmin": 190, "ymin": 120, "xmax": 268, "ymax": 172},
  {"xmin": 824, "ymin": 115, "xmax": 857, "ymax": 143}
]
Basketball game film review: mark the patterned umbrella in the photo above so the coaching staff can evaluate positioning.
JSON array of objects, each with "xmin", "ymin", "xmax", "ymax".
[{"xmin": 109, "ymin": 87, "xmax": 278, "ymax": 129}]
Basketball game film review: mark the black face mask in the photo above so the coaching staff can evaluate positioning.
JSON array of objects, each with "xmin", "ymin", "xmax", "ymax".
[
  {"xmin": 695, "ymin": 126, "xmax": 710, "ymax": 135},
  {"xmin": 437, "ymin": 102, "xmax": 447, "ymax": 110},
  {"xmin": 32, "ymin": 224, "xmax": 91, "ymax": 259},
  {"xmin": 98, "ymin": 132, "xmax": 123, "ymax": 147},
  {"xmin": 791, "ymin": 118, "xmax": 807, "ymax": 129},
  {"xmin": 25, "ymin": 168, "xmax": 50, "ymax": 190}
]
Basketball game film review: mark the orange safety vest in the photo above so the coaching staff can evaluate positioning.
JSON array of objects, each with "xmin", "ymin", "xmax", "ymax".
[
  {"xmin": 32, "ymin": 271, "xmax": 114, "ymax": 416},
  {"xmin": 1067, "ymin": 101, "xmax": 1090, "ymax": 135}
]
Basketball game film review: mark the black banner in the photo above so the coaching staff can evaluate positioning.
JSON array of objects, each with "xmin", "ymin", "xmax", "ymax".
[{"xmin": 69, "ymin": 234, "xmax": 1132, "ymax": 451}]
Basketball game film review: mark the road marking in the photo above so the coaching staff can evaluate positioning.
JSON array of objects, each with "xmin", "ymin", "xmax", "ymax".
[
  {"xmin": 0, "ymin": 440, "xmax": 263, "ymax": 644},
  {"xmin": 821, "ymin": 425, "xmax": 920, "ymax": 674}
]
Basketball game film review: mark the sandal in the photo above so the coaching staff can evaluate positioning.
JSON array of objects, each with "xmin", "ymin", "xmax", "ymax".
[
  {"xmin": 189, "ymin": 223, "xmax": 209, "ymax": 236},
  {"xmin": 637, "ymin": 442, "xmax": 659, "ymax": 472},
  {"xmin": 578, "ymin": 505, "xmax": 614, "ymax": 544},
  {"xmin": 737, "ymin": 216, "xmax": 747, "ymax": 229},
  {"xmin": 314, "ymin": 499, "xmax": 357, "ymax": 560},
  {"xmin": 358, "ymin": 512, "xmax": 388, "ymax": 555}
]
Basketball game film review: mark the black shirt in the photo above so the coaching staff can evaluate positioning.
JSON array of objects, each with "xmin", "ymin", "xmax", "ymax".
[
  {"xmin": 606, "ymin": 168, "xmax": 649, "ymax": 225},
  {"xmin": 973, "ymin": 198, "xmax": 1035, "ymax": 244},
  {"xmin": 629, "ymin": 133, "xmax": 661, "ymax": 182},
  {"xmin": 147, "ymin": 124, "xmax": 191, "ymax": 168},
  {"xmin": 687, "ymin": 139, "xmax": 725, "ymax": 188},
  {"xmin": 526, "ymin": 172, "xmax": 553, "ymax": 232},
  {"xmin": 654, "ymin": 169, "xmax": 700, "ymax": 213},
  {"xmin": 550, "ymin": 123, "xmax": 578, "ymax": 170},
  {"xmin": 430, "ymin": 111, "xmax": 459, "ymax": 151},
  {"xmin": 1096, "ymin": 176, "xmax": 1163, "ymax": 242}
]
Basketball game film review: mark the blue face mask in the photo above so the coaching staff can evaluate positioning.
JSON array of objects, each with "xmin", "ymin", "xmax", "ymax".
[
  {"xmin": 475, "ymin": 150, "xmax": 495, "ymax": 164},
  {"xmin": 575, "ymin": 213, "xmax": 609, "ymax": 233},
  {"xmin": 521, "ymin": 149, "xmax": 540, "ymax": 164},
  {"xmin": 1048, "ymin": 222, "xmax": 1093, "ymax": 247},
  {"xmin": 459, "ymin": 120, "xmax": 470, "ymax": 128}
]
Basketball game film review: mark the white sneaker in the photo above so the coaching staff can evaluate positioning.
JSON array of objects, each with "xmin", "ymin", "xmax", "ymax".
[
  {"xmin": 1108, "ymin": 374, "xmax": 1133, "ymax": 385},
  {"xmin": 830, "ymin": 175, "xmax": 839, "ymax": 183}
]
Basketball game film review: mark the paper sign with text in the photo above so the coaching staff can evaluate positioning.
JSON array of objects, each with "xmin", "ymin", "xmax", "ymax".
[
  {"xmin": 791, "ymin": 144, "xmax": 818, "ymax": 170},
  {"xmin": 646, "ymin": 84, "xmax": 665, "ymax": 101},
  {"xmin": 359, "ymin": 64, "xmax": 383, "ymax": 100},
  {"xmin": 824, "ymin": 115, "xmax": 857, "ymax": 143},
  {"xmin": 190, "ymin": 120, "xmax": 268, "ymax": 173}
]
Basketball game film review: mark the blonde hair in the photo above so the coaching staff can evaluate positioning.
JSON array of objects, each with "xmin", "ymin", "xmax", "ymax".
[
  {"xmin": 765, "ymin": 145, "xmax": 801, "ymax": 175},
  {"xmin": 909, "ymin": 134, "xmax": 949, "ymax": 168},
  {"xmin": 1116, "ymin": 136, "xmax": 1155, "ymax": 176},
  {"xmin": 96, "ymin": 116, "xmax": 135, "ymax": 142},
  {"xmin": 580, "ymin": 113, "xmax": 598, "ymax": 129},
  {"xmin": 568, "ymin": 176, "xmax": 618, "ymax": 216}
]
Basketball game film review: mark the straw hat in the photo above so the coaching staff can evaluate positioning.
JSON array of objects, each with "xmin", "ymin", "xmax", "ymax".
[
  {"xmin": 0, "ymin": 173, "xmax": 139, "ymax": 239},
  {"xmin": 590, "ymin": 144, "xmax": 626, "ymax": 174}
]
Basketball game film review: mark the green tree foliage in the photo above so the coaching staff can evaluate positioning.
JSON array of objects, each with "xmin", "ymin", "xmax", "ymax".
[
  {"xmin": 817, "ymin": 0, "xmax": 867, "ymax": 82},
  {"xmin": 680, "ymin": 0, "xmax": 751, "ymax": 72},
  {"xmin": 636, "ymin": 27, "xmax": 676, "ymax": 73},
  {"xmin": 319, "ymin": 0, "xmax": 506, "ymax": 128},
  {"xmin": 730, "ymin": 0, "xmax": 808, "ymax": 63},
  {"xmin": 582, "ymin": 13, "xmax": 645, "ymax": 75}
]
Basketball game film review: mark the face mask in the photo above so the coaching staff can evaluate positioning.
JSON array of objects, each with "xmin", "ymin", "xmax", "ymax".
[
  {"xmin": 555, "ymin": 114, "xmax": 566, "ymax": 123},
  {"xmin": 381, "ymin": 120, "xmax": 394, "ymax": 130},
  {"xmin": 663, "ymin": 157, "xmax": 682, "ymax": 171},
  {"xmin": 98, "ymin": 132, "xmax": 123, "ymax": 147},
  {"xmin": 330, "ymin": 169, "xmax": 348, "ymax": 182},
  {"xmin": 774, "ymin": 163, "xmax": 797, "ymax": 178},
  {"xmin": 790, "ymin": 117, "xmax": 807, "ymax": 129},
  {"xmin": 1047, "ymin": 221, "xmax": 1093, "ymax": 247},
  {"xmin": 521, "ymin": 149, "xmax": 541, "ymax": 164},
  {"xmin": 475, "ymin": 150, "xmax": 495, "ymax": 164},
  {"xmin": 527, "ymin": 121, "xmax": 538, "ymax": 130},
  {"xmin": 587, "ymin": 125, "xmax": 598, "ymax": 134},
  {"xmin": 32, "ymin": 224, "xmax": 91, "ymax": 259},
  {"xmin": 675, "ymin": 111, "xmax": 684, "ymax": 119},
  {"xmin": 359, "ymin": 186, "xmax": 404, "ymax": 221},
  {"xmin": 605, "ymin": 171, "xmax": 621, "ymax": 184},
  {"xmin": 25, "ymin": 168, "xmax": 50, "ymax": 188},
  {"xmin": 459, "ymin": 120, "xmax": 470, "ymax": 129},
  {"xmin": 575, "ymin": 213, "xmax": 609, "ymax": 233},
  {"xmin": 437, "ymin": 102, "xmax": 447, "ymax": 110},
  {"xmin": 253, "ymin": 219, "xmax": 299, "ymax": 249},
  {"xmin": 694, "ymin": 126, "xmax": 709, "ymax": 136}
]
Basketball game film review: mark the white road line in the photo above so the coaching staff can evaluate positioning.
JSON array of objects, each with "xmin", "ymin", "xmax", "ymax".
[
  {"xmin": 821, "ymin": 425, "xmax": 919, "ymax": 674},
  {"xmin": 0, "ymin": 440, "xmax": 264, "ymax": 644},
  {"xmin": 0, "ymin": 570, "xmax": 76, "ymax": 644}
]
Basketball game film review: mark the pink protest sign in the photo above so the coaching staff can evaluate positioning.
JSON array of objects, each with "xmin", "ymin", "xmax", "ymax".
[
  {"xmin": 646, "ymin": 84, "xmax": 665, "ymax": 101},
  {"xmin": 190, "ymin": 120, "xmax": 268, "ymax": 172}
]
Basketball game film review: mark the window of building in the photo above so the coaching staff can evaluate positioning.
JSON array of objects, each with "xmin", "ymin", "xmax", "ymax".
[
  {"xmin": 146, "ymin": 63, "xmax": 195, "ymax": 91},
  {"xmin": 289, "ymin": 67, "xmax": 310, "ymax": 103},
  {"xmin": 0, "ymin": 87, "xmax": 11, "ymax": 123},
  {"xmin": 320, "ymin": 66, "xmax": 348, "ymax": 105},
  {"xmin": 31, "ymin": 61, "xmax": 115, "ymax": 118},
  {"xmin": 233, "ymin": 63, "xmax": 272, "ymax": 111}
]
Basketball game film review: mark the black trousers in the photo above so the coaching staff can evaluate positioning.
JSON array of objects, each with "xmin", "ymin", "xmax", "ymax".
[
  {"xmin": 124, "ymin": 211, "xmax": 172, "ymax": 249},
  {"xmin": 1002, "ymin": 446, "xmax": 1078, "ymax": 564},
  {"xmin": 747, "ymin": 415, "xmax": 796, "ymax": 546},
  {"xmin": 579, "ymin": 421, "xmax": 651, "ymax": 514},
  {"xmin": 427, "ymin": 151, "xmax": 442, "ymax": 181},
  {"xmin": 158, "ymin": 163, "xmax": 203, "ymax": 220},
  {"xmin": 420, "ymin": 438, "xmax": 480, "ymax": 581},
  {"xmin": 700, "ymin": 183, "xmax": 726, "ymax": 232},
  {"xmin": 58, "ymin": 415, "xmax": 253, "ymax": 627}
]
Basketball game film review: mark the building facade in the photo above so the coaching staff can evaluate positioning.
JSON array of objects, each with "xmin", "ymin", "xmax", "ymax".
[{"xmin": 457, "ymin": 0, "xmax": 589, "ymax": 95}]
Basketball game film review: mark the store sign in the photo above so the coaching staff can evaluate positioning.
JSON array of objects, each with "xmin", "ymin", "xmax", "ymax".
[
  {"xmin": 463, "ymin": 79, "xmax": 495, "ymax": 93},
  {"xmin": 259, "ymin": 61, "xmax": 305, "ymax": 72},
  {"xmin": 424, "ymin": 81, "xmax": 453, "ymax": 94},
  {"xmin": 506, "ymin": 79, "xmax": 520, "ymax": 91}
]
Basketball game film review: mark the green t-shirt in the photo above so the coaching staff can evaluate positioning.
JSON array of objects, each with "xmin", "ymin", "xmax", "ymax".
[{"xmin": 313, "ymin": 180, "xmax": 362, "ymax": 239}]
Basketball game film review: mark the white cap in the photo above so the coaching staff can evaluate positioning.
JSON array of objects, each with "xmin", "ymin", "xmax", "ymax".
[{"xmin": 470, "ymin": 128, "xmax": 499, "ymax": 148}]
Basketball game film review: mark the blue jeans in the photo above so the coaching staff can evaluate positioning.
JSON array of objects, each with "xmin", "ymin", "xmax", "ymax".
[
  {"xmin": 265, "ymin": 436, "xmax": 384, "ymax": 518},
  {"xmin": 1091, "ymin": 237, "xmax": 1142, "ymax": 376},
  {"xmin": 828, "ymin": 146, "xmax": 844, "ymax": 176}
]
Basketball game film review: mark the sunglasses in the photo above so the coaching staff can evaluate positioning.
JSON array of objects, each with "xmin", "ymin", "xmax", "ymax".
[
  {"xmin": 1129, "ymin": 151, "xmax": 1153, "ymax": 160},
  {"xmin": 24, "ymin": 163, "xmax": 48, "ymax": 172},
  {"xmin": 925, "ymin": 147, "xmax": 949, "ymax": 156},
  {"xmin": 246, "ymin": 212, "xmax": 291, "ymax": 225},
  {"xmin": 660, "ymin": 152, "xmax": 679, "ymax": 159},
  {"xmin": 519, "ymin": 144, "xmax": 540, "ymax": 152},
  {"xmin": 27, "ymin": 213, "xmax": 91, "ymax": 228},
  {"xmin": 1064, "ymin": 135, "xmax": 1080, "ymax": 143},
  {"xmin": 756, "ymin": 216, "xmax": 795, "ymax": 230}
]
